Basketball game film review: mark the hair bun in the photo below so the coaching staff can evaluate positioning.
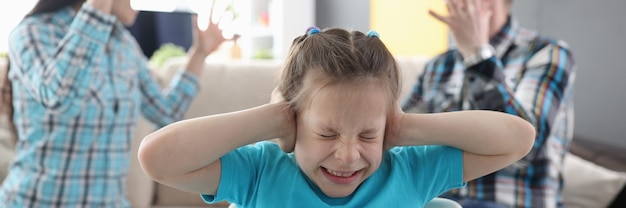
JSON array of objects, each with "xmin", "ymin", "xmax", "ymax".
[
  {"xmin": 367, "ymin": 30, "xmax": 380, "ymax": 38},
  {"xmin": 307, "ymin": 26, "xmax": 321, "ymax": 36}
]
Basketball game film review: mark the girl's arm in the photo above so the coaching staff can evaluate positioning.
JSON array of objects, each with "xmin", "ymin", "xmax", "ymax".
[
  {"xmin": 392, "ymin": 110, "xmax": 535, "ymax": 182},
  {"xmin": 138, "ymin": 102, "xmax": 293, "ymax": 195}
]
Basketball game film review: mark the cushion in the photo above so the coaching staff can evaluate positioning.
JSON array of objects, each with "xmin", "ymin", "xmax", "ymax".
[
  {"xmin": 562, "ymin": 153, "xmax": 626, "ymax": 208},
  {"xmin": 0, "ymin": 57, "xmax": 16, "ymax": 182},
  {"xmin": 126, "ymin": 116, "xmax": 156, "ymax": 208},
  {"xmin": 0, "ymin": 117, "xmax": 15, "ymax": 182}
]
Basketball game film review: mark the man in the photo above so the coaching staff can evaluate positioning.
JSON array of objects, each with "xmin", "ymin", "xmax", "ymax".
[{"xmin": 402, "ymin": 0, "xmax": 576, "ymax": 207}]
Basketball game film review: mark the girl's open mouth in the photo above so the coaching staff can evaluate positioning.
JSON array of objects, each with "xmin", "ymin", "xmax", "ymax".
[{"xmin": 321, "ymin": 167, "xmax": 363, "ymax": 184}]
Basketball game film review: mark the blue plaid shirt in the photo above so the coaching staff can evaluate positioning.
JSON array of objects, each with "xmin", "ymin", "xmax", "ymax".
[
  {"xmin": 402, "ymin": 17, "xmax": 576, "ymax": 208},
  {"xmin": 1, "ymin": 4, "xmax": 199, "ymax": 207}
]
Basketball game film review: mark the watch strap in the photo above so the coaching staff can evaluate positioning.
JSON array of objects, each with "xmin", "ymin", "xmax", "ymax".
[{"xmin": 463, "ymin": 44, "xmax": 496, "ymax": 67}]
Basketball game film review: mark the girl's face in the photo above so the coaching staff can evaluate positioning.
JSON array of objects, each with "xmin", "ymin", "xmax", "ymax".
[
  {"xmin": 294, "ymin": 81, "xmax": 388, "ymax": 198},
  {"xmin": 112, "ymin": 0, "xmax": 138, "ymax": 26}
]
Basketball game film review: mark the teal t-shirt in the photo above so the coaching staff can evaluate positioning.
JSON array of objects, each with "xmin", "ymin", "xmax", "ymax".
[{"xmin": 202, "ymin": 142, "xmax": 464, "ymax": 207}]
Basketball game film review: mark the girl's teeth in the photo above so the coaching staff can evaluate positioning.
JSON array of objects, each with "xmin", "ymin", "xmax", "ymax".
[{"xmin": 326, "ymin": 168, "xmax": 356, "ymax": 177}]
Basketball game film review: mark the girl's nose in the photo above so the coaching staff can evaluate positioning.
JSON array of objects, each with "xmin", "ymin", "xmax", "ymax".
[{"xmin": 334, "ymin": 140, "xmax": 360, "ymax": 163}]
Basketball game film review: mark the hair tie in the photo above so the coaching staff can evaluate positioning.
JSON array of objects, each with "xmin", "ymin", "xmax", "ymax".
[
  {"xmin": 367, "ymin": 30, "xmax": 380, "ymax": 38},
  {"xmin": 307, "ymin": 26, "xmax": 321, "ymax": 36}
]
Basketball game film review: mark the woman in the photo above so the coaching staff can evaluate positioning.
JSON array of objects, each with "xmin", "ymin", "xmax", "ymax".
[{"xmin": 0, "ymin": 0, "xmax": 226, "ymax": 207}]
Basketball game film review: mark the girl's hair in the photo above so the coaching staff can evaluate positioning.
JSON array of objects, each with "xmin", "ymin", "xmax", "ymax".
[
  {"xmin": 279, "ymin": 27, "xmax": 400, "ymax": 112},
  {"xmin": 27, "ymin": 0, "xmax": 85, "ymax": 16}
]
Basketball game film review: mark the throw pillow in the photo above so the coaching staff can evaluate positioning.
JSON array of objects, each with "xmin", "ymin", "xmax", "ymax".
[{"xmin": 562, "ymin": 153, "xmax": 626, "ymax": 208}]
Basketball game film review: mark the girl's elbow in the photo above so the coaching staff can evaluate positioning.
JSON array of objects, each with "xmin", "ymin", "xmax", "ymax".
[
  {"xmin": 516, "ymin": 119, "xmax": 536, "ymax": 158},
  {"xmin": 138, "ymin": 132, "xmax": 170, "ymax": 182}
]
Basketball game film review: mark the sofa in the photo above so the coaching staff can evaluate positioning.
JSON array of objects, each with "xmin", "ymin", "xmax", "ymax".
[{"xmin": 1, "ymin": 56, "xmax": 625, "ymax": 207}]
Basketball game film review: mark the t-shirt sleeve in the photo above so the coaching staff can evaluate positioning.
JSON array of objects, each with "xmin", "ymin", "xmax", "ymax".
[
  {"xmin": 200, "ymin": 141, "xmax": 280, "ymax": 205},
  {"xmin": 392, "ymin": 145, "xmax": 465, "ymax": 200}
]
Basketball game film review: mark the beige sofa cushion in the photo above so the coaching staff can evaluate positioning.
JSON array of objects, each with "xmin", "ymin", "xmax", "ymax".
[
  {"xmin": 562, "ymin": 153, "xmax": 626, "ymax": 208},
  {"xmin": 146, "ymin": 59, "xmax": 283, "ymax": 207},
  {"xmin": 158, "ymin": 58, "xmax": 284, "ymax": 117},
  {"xmin": 156, "ymin": 56, "xmax": 431, "ymax": 116},
  {"xmin": 0, "ymin": 57, "xmax": 16, "ymax": 183},
  {"xmin": 0, "ymin": 116, "xmax": 15, "ymax": 182},
  {"xmin": 127, "ymin": 116, "xmax": 156, "ymax": 208}
]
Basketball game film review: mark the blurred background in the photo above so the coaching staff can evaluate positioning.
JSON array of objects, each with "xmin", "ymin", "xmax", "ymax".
[{"xmin": 1, "ymin": 0, "xmax": 624, "ymax": 151}]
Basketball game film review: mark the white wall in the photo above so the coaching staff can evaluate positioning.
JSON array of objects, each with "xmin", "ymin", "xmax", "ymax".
[
  {"xmin": 316, "ymin": 0, "xmax": 369, "ymax": 31},
  {"xmin": 0, "ymin": 0, "xmax": 37, "ymax": 53},
  {"xmin": 512, "ymin": 0, "xmax": 626, "ymax": 149}
]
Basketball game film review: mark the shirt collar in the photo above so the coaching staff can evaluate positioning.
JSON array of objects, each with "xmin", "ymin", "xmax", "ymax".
[{"xmin": 49, "ymin": 6, "xmax": 77, "ymax": 27}]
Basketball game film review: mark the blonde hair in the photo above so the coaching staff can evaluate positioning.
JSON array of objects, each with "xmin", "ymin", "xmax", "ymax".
[{"xmin": 279, "ymin": 28, "xmax": 400, "ymax": 113}]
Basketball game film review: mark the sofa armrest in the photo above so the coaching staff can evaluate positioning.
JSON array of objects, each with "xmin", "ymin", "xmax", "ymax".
[{"xmin": 570, "ymin": 137, "xmax": 626, "ymax": 172}]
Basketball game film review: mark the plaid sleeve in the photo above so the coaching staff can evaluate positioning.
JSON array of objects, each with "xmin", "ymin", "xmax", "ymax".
[
  {"xmin": 7, "ymin": 3, "xmax": 116, "ymax": 116},
  {"xmin": 138, "ymin": 67, "xmax": 200, "ymax": 128},
  {"xmin": 401, "ymin": 68, "xmax": 426, "ymax": 112},
  {"xmin": 401, "ymin": 56, "xmax": 445, "ymax": 113},
  {"xmin": 463, "ymin": 40, "xmax": 575, "ymax": 162}
]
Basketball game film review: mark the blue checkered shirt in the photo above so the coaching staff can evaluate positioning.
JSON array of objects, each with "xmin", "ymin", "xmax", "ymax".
[
  {"xmin": 402, "ymin": 17, "xmax": 576, "ymax": 208},
  {"xmin": 0, "ymin": 4, "xmax": 199, "ymax": 207}
]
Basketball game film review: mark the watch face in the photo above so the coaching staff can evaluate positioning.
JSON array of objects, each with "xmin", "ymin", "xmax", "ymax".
[
  {"xmin": 480, "ymin": 45, "xmax": 495, "ymax": 59},
  {"xmin": 464, "ymin": 45, "xmax": 495, "ymax": 66}
]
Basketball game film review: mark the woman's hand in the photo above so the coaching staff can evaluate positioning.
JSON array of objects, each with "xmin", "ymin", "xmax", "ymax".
[
  {"xmin": 270, "ymin": 87, "xmax": 297, "ymax": 152},
  {"xmin": 428, "ymin": 0, "xmax": 491, "ymax": 58},
  {"xmin": 188, "ymin": 14, "xmax": 227, "ymax": 58},
  {"xmin": 188, "ymin": 0, "xmax": 231, "ymax": 58},
  {"xmin": 184, "ymin": 3, "xmax": 229, "ymax": 76}
]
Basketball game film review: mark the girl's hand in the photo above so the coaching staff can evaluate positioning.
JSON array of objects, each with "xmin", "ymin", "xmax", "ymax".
[
  {"xmin": 383, "ymin": 105, "xmax": 408, "ymax": 150},
  {"xmin": 428, "ymin": 0, "xmax": 491, "ymax": 58},
  {"xmin": 270, "ymin": 87, "xmax": 297, "ymax": 152}
]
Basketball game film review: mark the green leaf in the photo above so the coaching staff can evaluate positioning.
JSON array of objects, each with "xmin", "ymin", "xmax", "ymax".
[{"xmin": 149, "ymin": 43, "xmax": 187, "ymax": 68}]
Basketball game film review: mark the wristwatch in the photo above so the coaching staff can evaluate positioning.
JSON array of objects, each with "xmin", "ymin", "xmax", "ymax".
[{"xmin": 463, "ymin": 44, "xmax": 496, "ymax": 66}]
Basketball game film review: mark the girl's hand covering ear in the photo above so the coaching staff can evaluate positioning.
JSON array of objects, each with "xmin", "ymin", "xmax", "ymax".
[
  {"xmin": 384, "ymin": 105, "xmax": 407, "ymax": 150},
  {"xmin": 270, "ymin": 87, "xmax": 296, "ymax": 152}
]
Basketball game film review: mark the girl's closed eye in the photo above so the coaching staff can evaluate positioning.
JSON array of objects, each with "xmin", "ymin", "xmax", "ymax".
[
  {"xmin": 360, "ymin": 129, "xmax": 382, "ymax": 140},
  {"xmin": 318, "ymin": 133, "xmax": 337, "ymax": 138},
  {"xmin": 315, "ymin": 127, "xmax": 337, "ymax": 138},
  {"xmin": 359, "ymin": 135, "xmax": 377, "ymax": 140}
]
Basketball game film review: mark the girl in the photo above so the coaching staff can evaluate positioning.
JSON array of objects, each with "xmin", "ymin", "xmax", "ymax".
[{"xmin": 138, "ymin": 27, "xmax": 534, "ymax": 207}]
